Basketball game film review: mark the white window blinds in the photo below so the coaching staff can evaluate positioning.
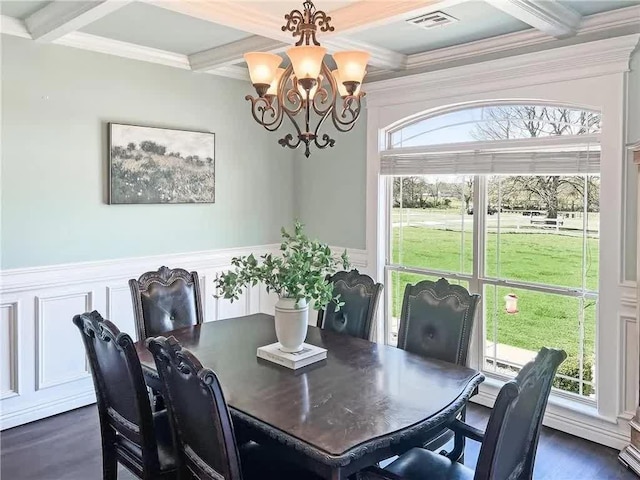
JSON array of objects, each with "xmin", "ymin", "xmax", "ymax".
[{"xmin": 380, "ymin": 136, "xmax": 600, "ymax": 176}]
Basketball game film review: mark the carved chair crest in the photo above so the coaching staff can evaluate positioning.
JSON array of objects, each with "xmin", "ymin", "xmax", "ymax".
[
  {"xmin": 317, "ymin": 269, "xmax": 383, "ymax": 341},
  {"xmin": 129, "ymin": 265, "xmax": 204, "ymax": 340},
  {"xmin": 136, "ymin": 265, "xmax": 197, "ymax": 291}
]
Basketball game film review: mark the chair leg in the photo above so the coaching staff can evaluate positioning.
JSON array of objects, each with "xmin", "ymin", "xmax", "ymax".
[
  {"xmin": 440, "ymin": 407, "xmax": 466, "ymax": 464},
  {"xmin": 101, "ymin": 434, "xmax": 118, "ymax": 480},
  {"xmin": 153, "ymin": 389, "xmax": 165, "ymax": 411}
]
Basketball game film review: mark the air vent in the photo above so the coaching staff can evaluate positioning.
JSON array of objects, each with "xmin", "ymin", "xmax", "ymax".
[{"xmin": 407, "ymin": 11, "xmax": 458, "ymax": 29}]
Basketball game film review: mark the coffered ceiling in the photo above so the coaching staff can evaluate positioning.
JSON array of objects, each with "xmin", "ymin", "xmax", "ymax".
[{"xmin": 1, "ymin": 0, "xmax": 639, "ymax": 82}]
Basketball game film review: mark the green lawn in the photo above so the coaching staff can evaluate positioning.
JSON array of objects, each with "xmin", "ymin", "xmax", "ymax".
[{"xmin": 390, "ymin": 226, "xmax": 598, "ymax": 389}]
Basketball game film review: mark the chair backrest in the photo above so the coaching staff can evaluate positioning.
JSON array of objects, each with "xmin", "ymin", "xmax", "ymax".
[
  {"xmin": 398, "ymin": 278, "xmax": 480, "ymax": 365},
  {"xmin": 474, "ymin": 347, "xmax": 567, "ymax": 480},
  {"xmin": 73, "ymin": 311, "xmax": 160, "ymax": 470},
  {"xmin": 146, "ymin": 336, "xmax": 242, "ymax": 480},
  {"xmin": 317, "ymin": 269, "xmax": 383, "ymax": 341},
  {"xmin": 129, "ymin": 266, "xmax": 204, "ymax": 340}
]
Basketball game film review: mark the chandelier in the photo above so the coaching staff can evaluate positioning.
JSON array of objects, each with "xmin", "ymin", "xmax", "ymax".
[{"xmin": 243, "ymin": 1, "xmax": 370, "ymax": 157}]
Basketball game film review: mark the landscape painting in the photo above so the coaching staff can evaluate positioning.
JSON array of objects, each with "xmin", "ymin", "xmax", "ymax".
[{"xmin": 109, "ymin": 123, "xmax": 215, "ymax": 204}]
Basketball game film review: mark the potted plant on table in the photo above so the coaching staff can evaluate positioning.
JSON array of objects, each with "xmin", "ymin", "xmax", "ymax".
[{"xmin": 215, "ymin": 222, "xmax": 350, "ymax": 353}]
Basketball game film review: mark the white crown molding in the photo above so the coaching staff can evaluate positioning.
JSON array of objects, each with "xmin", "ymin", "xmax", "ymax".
[
  {"xmin": 484, "ymin": 0, "xmax": 581, "ymax": 38},
  {"xmin": 324, "ymin": 37, "xmax": 407, "ymax": 71},
  {"xmin": 366, "ymin": 34, "xmax": 640, "ymax": 107},
  {"xmin": 0, "ymin": 14, "xmax": 31, "ymax": 38},
  {"xmin": 189, "ymin": 36, "xmax": 285, "ymax": 72},
  {"xmin": 388, "ymin": 5, "xmax": 640, "ymax": 77},
  {"xmin": 54, "ymin": 30, "xmax": 191, "ymax": 69},
  {"xmin": 210, "ymin": 65, "xmax": 250, "ymax": 81},
  {"xmin": 25, "ymin": 0, "xmax": 131, "ymax": 43}
]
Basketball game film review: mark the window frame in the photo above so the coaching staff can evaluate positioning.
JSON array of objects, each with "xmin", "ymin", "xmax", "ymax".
[{"xmin": 382, "ymin": 105, "xmax": 601, "ymax": 403}]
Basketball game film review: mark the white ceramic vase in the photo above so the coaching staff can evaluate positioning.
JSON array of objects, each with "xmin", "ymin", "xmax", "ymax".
[{"xmin": 274, "ymin": 297, "xmax": 309, "ymax": 353}]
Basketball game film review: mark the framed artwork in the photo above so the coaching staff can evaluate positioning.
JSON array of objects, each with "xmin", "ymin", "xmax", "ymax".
[{"xmin": 108, "ymin": 123, "xmax": 215, "ymax": 204}]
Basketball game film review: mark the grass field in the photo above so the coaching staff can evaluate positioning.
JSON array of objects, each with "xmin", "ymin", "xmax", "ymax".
[{"xmin": 389, "ymin": 225, "xmax": 598, "ymax": 388}]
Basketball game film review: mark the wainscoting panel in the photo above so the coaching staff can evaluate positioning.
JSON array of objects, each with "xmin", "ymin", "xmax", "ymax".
[
  {"xmin": 35, "ymin": 292, "xmax": 93, "ymax": 391},
  {"xmin": 0, "ymin": 302, "xmax": 19, "ymax": 400},
  {"xmin": 0, "ymin": 245, "xmax": 367, "ymax": 429},
  {"xmin": 106, "ymin": 285, "xmax": 137, "ymax": 341},
  {"xmin": 624, "ymin": 316, "xmax": 638, "ymax": 415}
]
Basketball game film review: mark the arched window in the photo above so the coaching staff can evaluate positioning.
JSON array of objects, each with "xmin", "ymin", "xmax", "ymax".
[{"xmin": 388, "ymin": 103, "xmax": 601, "ymax": 149}]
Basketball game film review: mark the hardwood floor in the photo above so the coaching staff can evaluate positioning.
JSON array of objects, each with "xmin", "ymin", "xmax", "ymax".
[{"xmin": 0, "ymin": 404, "xmax": 635, "ymax": 479}]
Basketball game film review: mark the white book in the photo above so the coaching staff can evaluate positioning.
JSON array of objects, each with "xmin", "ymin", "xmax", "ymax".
[{"xmin": 257, "ymin": 342, "xmax": 327, "ymax": 370}]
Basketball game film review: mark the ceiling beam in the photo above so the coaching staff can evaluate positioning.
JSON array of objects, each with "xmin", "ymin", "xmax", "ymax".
[
  {"xmin": 25, "ymin": 0, "xmax": 132, "ymax": 42},
  {"xmin": 484, "ymin": 0, "xmax": 582, "ymax": 38}
]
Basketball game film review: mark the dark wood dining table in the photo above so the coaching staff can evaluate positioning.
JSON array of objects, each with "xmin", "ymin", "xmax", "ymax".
[{"xmin": 135, "ymin": 313, "xmax": 484, "ymax": 480}]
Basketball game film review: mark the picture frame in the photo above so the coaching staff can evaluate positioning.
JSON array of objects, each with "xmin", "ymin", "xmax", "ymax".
[{"xmin": 108, "ymin": 123, "xmax": 215, "ymax": 204}]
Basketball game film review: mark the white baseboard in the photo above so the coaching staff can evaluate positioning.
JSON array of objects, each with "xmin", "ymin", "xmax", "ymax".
[{"xmin": 1, "ymin": 391, "xmax": 97, "ymax": 430}]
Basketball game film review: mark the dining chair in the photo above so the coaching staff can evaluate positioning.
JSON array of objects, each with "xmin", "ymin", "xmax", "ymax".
[
  {"xmin": 358, "ymin": 347, "xmax": 567, "ymax": 480},
  {"xmin": 73, "ymin": 311, "xmax": 176, "ymax": 480},
  {"xmin": 317, "ymin": 269, "xmax": 383, "ymax": 341},
  {"xmin": 146, "ymin": 335, "xmax": 322, "ymax": 480},
  {"xmin": 398, "ymin": 278, "xmax": 481, "ymax": 457},
  {"xmin": 129, "ymin": 265, "xmax": 204, "ymax": 340}
]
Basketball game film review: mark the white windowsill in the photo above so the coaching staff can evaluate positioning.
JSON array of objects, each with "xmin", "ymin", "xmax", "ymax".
[{"xmin": 474, "ymin": 375, "xmax": 622, "ymax": 428}]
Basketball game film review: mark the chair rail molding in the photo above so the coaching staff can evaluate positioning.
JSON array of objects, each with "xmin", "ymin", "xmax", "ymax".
[
  {"xmin": 365, "ymin": 35, "xmax": 639, "ymax": 450},
  {"xmin": 0, "ymin": 244, "xmax": 366, "ymax": 430}
]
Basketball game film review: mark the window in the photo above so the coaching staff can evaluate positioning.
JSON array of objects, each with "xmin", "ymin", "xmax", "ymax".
[{"xmin": 383, "ymin": 104, "xmax": 600, "ymax": 400}]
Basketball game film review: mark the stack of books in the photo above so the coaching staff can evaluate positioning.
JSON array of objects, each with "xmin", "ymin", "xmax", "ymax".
[{"xmin": 257, "ymin": 342, "xmax": 327, "ymax": 370}]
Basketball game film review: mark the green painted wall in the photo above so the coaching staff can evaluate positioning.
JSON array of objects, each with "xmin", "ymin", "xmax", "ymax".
[
  {"xmin": 1, "ymin": 36, "xmax": 295, "ymax": 269},
  {"xmin": 293, "ymin": 119, "xmax": 367, "ymax": 250}
]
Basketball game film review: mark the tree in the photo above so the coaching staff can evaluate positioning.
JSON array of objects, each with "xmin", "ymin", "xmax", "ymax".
[
  {"xmin": 393, "ymin": 177, "xmax": 428, "ymax": 208},
  {"xmin": 451, "ymin": 177, "xmax": 474, "ymax": 212},
  {"xmin": 472, "ymin": 106, "xmax": 600, "ymax": 218},
  {"xmin": 127, "ymin": 142, "xmax": 136, "ymax": 151}
]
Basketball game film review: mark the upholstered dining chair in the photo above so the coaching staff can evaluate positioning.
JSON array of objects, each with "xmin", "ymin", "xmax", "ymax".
[
  {"xmin": 398, "ymin": 278, "xmax": 481, "ymax": 456},
  {"xmin": 317, "ymin": 269, "xmax": 383, "ymax": 341},
  {"xmin": 129, "ymin": 266, "xmax": 204, "ymax": 340},
  {"xmin": 146, "ymin": 336, "xmax": 322, "ymax": 480},
  {"xmin": 73, "ymin": 311, "xmax": 176, "ymax": 480},
  {"xmin": 356, "ymin": 347, "xmax": 567, "ymax": 480}
]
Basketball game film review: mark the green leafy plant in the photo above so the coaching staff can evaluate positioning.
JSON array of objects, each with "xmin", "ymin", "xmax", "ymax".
[{"xmin": 215, "ymin": 222, "xmax": 350, "ymax": 310}]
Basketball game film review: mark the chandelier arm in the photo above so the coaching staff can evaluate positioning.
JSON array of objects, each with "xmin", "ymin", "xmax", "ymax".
[
  {"xmin": 311, "ymin": 63, "xmax": 336, "ymax": 116},
  {"xmin": 313, "ymin": 109, "xmax": 336, "ymax": 150},
  {"xmin": 279, "ymin": 108, "xmax": 304, "ymax": 150},
  {"xmin": 331, "ymin": 94, "xmax": 363, "ymax": 132},
  {"xmin": 245, "ymin": 95, "xmax": 285, "ymax": 132},
  {"xmin": 281, "ymin": 68, "xmax": 306, "ymax": 117}
]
